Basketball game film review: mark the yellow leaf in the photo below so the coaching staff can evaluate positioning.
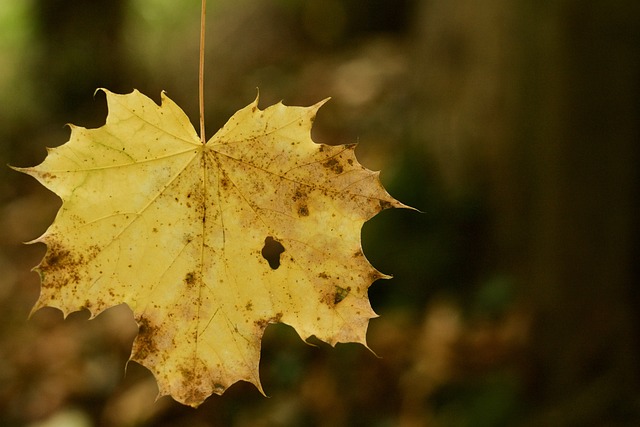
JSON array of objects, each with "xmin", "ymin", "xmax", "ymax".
[{"xmin": 16, "ymin": 89, "xmax": 410, "ymax": 407}]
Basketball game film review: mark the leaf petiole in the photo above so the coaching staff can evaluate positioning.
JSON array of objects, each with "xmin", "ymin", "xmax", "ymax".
[{"xmin": 199, "ymin": 0, "xmax": 206, "ymax": 144}]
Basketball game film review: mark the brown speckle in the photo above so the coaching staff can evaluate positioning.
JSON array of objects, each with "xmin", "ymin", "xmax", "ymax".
[
  {"xmin": 220, "ymin": 177, "xmax": 230, "ymax": 190},
  {"xmin": 298, "ymin": 204, "xmax": 309, "ymax": 217},
  {"xmin": 184, "ymin": 271, "xmax": 196, "ymax": 286},
  {"xmin": 181, "ymin": 366, "xmax": 207, "ymax": 405},
  {"xmin": 379, "ymin": 200, "xmax": 393, "ymax": 210},
  {"xmin": 254, "ymin": 318, "xmax": 268, "ymax": 329},
  {"xmin": 292, "ymin": 188, "xmax": 306, "ymax": 201},
  {"xmin": 369, "ymin": 271, "xmax": 383, "ymax": 282},
  {"xmin": 132, "ymin": 317, "xmax": 159, "ymax": 360},
  {"xmin": 254, "ymin": 312, "xmax": 283, "ymax": 329},
  {"xmin": 41, "ymin": 246, "xmax": 72, "ymax": 271},
  {"xmin": 180, "ymin": 366, "xmax": 195, "ymax": 383},
  {"xmin": 38, "ymin": 242, "xmax": 85, "ymax": 290},
  {"xmin": 323, "ymin": 158, "xmax": 344, "ymax": 174}
]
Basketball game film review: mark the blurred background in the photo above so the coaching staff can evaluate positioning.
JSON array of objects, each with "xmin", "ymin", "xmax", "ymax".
[{"xmin": 1, "ymin": 0, "xmax": 639, "ymax": 426}]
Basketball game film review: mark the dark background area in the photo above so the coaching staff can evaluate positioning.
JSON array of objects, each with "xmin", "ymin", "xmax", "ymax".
[{"xmin": 1, "ymin": 0, "xmax": 639, "ymax": 426}]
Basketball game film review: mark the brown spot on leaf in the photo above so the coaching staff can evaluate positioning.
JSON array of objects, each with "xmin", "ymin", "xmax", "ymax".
[
  {"xmin": 254, "ymin": 318, "xmax": 268, "ymax": 329},
  {"xmin": 293, "ymin": 188, "xmax": 310, "ymax": 217},
  {"xmin": 298, "ymin": 204, "xmax": 309, "ymax": 217},
  {"xmin": 180, "ymin": 366, "xmax": 207, "ymax": 405},
  {"xmin": 40, "ymin": 172, "xmax": 58, "ymax": 180},
  {"xmin": 39, "ymin": 242, "xmax": 85, "ymax": 290},
  {"xmin": 41, "ymin": 246, "xmax": 71, "ymax": 270},
  {"xmin": 379, "ymin": 200, "xmax": 393, "ymax": 210},
  {"xmin": 180, "ymin": 366, "xmax": 195, "ymax": 382},
  {"xmin": 133, "ymin": 317, "xmax": 159, "ymax": 361},
  {"xmin": 254, "ymin": 312, "xmax": 283, "ymax": 329},
  {"xmin": 292, "ymin": 188, "xmax": 306, "ymax": 201},
  {"xmin": 86, "ymin": 245, "xmax": 100, "ymax": 259},
  {"xmin": 369, "ymin": 270, "xmax": 384, "ymax": 282},
  {"xmin": 323, "ymin": 158, "xmax": 344, "ymax": 174},
  {"xmin": 220, "ymin": 177, "xmax": 230, "ymax": 190},
  {"xmin": 184, "ymin": 271, "xmax": 196, "ymax": 287}
]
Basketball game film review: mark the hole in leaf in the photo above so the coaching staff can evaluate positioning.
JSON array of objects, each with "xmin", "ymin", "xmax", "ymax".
[
  {"xmin": 334, "ymin": 286, "xmax": 351, "ymax": 304},
  {"xmin": 261, "ymin": 236, "xmax": 285, "ymax": 270}
]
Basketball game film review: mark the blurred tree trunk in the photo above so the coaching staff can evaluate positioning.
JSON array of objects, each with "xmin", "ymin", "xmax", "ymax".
[
  {"xmin": 518, "ymin": 2, "xmax": 640, "ymax": 424},
  {"xmin": 410, "ymin": 0, "xmax": 640, "ymax": 424},
  {"xmin": 521, "ymin": 1, "xmax": 640, "ymax": 425}
]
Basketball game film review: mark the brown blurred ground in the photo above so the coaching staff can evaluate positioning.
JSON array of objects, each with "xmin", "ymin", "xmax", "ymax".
[{"xmin": 1, "ymin": 0, "xmax": 639, "ymax": 426}]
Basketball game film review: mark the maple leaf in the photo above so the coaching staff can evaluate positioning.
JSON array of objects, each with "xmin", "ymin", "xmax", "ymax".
[{"xmin": 15, "ymin": 89, "xmax": 409, "ymax": 407}]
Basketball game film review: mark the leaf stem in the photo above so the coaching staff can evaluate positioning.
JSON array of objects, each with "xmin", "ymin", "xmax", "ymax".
[{"xmin": 199, "ymin": 0, "xmax": 206, "ymax": 144}]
